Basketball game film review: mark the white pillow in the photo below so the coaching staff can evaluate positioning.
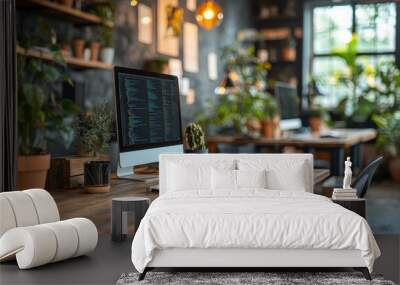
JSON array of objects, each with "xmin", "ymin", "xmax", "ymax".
[
  {"xmin": 236, "ymin": 169, "xmax": 267, "ymax": 189},
  {"xmin": 212, "ymin": 168, "xmax": 237, "ymax": 190},
  {"xmin": 167, "ymin": 163, "xmax": 211, "ymax": 191},
  {"xmin": 238, "ymin": 159, "xmax": 308, "ymax": 191},
  {"xmin": 266, "ymin": 166, "xmax": 306, "ymax": 191}
]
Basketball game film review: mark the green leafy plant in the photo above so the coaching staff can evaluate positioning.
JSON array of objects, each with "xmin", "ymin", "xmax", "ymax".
[
  {"xmin": 199, "ymin": 43, "xmax": 275, "ymax": 135},
  {"xmin": 372, "ymin": 112, "xmax": 400, "ymax": 157},
  {"xmin": 17, "ymin": 17, "xmax": 80, "ymax": 155},
  {"xmin": 76, "ymin": 103, "xmax": 113, "ymax": 157},
  {"xmin": 143, "ymin": 58, "xmax": 169, "ymax": 74},
  {"xmin": 366, "ymin": 60, "xmax": 400, "ymax": 114},
  {"xmin": 331, "ymin": 34, "xmax": 372, "ymax": 120},
  {"xmin": 100, "ymin": 27, "xmax": 113, "ymax": 47},
  {"xmin": 185, "ymin": 123, "xmax": 207, "ymax": 151},
  {"xmin": 89, "ymin": 1, "xmax": 115, "ymax": 47},
  {"xmin": 251, "ymin": 93, "xmax": 278, "ymax": 121},
  {"xmin": 17, "ymin": 56, "xmax": 80, "ymax": 155}
]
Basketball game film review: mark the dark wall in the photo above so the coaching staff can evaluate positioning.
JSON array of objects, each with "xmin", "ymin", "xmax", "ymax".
[
  {"xmin": 73, "ymin": 0, "xmax": 254, "ymax": 121},
  {"xmin": 17, "ymin": 0, "xmax": 254, "ymax": 158}
]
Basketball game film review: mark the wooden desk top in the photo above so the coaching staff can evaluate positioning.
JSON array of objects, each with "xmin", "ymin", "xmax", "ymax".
[{"xmin": 207, "ymin": 128, "xmax": 377, "ymax": 148}]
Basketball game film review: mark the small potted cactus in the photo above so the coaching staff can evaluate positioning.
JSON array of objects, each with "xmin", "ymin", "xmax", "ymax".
[{"xmin": 184, "ymin": 123, "xmax": 208, "ymax": 153}]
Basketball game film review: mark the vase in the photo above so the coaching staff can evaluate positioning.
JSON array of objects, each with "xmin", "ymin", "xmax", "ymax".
[
  {"xmin": 100, "ymin": 47, "xmax": 114, "ymax": 64},
  {"xmin": 17, "ymin": 154, "xmax": 51, "ymax": 190},
  {"xmin": 84, "ymin": 160, "xmax": 111, "ymax": 193}
]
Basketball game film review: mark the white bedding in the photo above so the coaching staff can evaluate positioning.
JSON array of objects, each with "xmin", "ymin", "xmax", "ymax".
[{"xmin": 131, "ymin": 190, "xmax": 380, "ymax": 273}]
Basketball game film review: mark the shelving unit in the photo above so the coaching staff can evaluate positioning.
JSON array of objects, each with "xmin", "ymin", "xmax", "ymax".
[
  {"xmin": 254, "ymin": 0, "xmax": 304, "ymax": 98},
  {"xmin": 16, "ymin": 0, "xmax": 113, "ymax": 28},
  {"xmin": 16, "ymin": 46, "xmax": 113, "ymax": 70}
]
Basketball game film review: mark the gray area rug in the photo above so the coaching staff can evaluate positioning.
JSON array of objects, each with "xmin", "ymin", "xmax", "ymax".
[{"xmin": 116, "ymin": 272, "xmax": 396, "ymax": 285}]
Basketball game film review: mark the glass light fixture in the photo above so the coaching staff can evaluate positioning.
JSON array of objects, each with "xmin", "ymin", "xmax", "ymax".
[
  {"xmin": 196, "ymin": 0, "xmax": 223, "ymax": 30},
  {"xmin": 130, "ymin": 0, "xmax": 138, "ymax": 7}
]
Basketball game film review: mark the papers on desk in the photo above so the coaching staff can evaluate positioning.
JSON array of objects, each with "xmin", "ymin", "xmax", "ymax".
[{"xmin": 332, "ymin": 188, "xmax": 358, "ymax": 200}]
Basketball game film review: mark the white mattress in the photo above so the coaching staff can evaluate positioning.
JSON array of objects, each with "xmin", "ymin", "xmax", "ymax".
[{"xmin": 131, "ymin": 190, "xmax": 380, "ymax": 273}]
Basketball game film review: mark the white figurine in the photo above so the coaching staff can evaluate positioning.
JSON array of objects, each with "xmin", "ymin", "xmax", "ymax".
[{"xmin": 343, "ymin": 157, "xmax": 352, "ymax": 189}]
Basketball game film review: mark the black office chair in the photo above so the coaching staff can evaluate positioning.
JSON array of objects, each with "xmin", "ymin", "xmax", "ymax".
[{"xmin": 353, "ymin": 156, "xmax": 383, "ymax": 198}]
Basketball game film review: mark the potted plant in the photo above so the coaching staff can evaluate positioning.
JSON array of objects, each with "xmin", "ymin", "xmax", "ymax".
[
  {"xmin": 143, "ymin": 58, "xmax": 169, "ymax": 74},
  {"xmin": 198, "ymin": 43, "xmax": 272, "ymax": 137},
  {"xmin": 17, "ymin": 56, "xmax": 79, "ymax": 190},
  {"xmin": 72, "ymin": 37, "xmax": 85, "ymax": 59},
  {"xmin": 76, "ymin": 103, "xmax": 113, "ymax": 193},
  {"xmin": 373, "ymin": 112, "xmax": 400, "ymax": 183},
  {"xmin": 90, "ymin": 38, "xmax": 101, "ymax": 61},
  {"xmin": 185, "ymin": 123, "xmax": 208, "ymax": 153},
  {"xmin": 100, "ymin": 27, "xmax": 114, "ymax": 64},
  {"xmin": 90, "ymin": 2, "xmax": 115, "ymax": 64},
  {"xmin": 253, "ymin": 93, "xmax": 279, "ymax": 138}
]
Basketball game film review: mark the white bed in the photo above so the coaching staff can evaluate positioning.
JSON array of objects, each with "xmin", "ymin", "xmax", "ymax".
[{"xmin": 131, "ymin": 154, "xmax": 380, "ymax": 280}]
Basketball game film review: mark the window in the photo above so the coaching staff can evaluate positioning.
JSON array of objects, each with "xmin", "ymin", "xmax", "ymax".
[{"xmin": 310, "ymin": 2, "xmax": 397, "ymax": 108}]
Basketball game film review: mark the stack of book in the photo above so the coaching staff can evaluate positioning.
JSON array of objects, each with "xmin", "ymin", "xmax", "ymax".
[{"xmin": 332, "ymin": 188, "xmax": 358, "ymax": 200}]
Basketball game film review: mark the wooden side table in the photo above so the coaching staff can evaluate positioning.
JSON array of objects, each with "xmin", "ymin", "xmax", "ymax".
[
  {"xmin": 332, "ymin": 198, "xmax": 366, "ymax": 218},
  {"xmin": 111, "ymin": 197, "xmax": 150, "ymax": 242}
]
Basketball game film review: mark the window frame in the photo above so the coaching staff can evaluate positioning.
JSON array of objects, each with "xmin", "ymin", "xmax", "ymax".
[{"xmin": 303, "ymin": 0, "xmax": 399, "ymax": 106}]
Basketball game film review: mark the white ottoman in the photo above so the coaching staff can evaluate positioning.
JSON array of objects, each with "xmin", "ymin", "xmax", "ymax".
[{"xmin": 0, "ymin": 189, "xmax": 98, "ymax": 269}]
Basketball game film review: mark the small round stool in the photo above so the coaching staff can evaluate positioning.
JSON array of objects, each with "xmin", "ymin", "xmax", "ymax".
[{"xmin": 111, "ymin": 197, "xmax": 150, "ymax": 242}]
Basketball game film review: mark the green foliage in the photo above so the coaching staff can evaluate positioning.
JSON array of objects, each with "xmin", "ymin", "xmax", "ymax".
[
  {"xmin": 100, "ymin": 27, "xmax": 113, "ymax": 47},
  {"xmin": 17, "ymin": 56, "xmax": 80, "ymax": 155},
  {"xmin": 366, "ymin": 60, "xmax": 400, "ymax": 114},
  {"xmin": 76, "ymin": 103, "xmax": 113, "ymax": 157},
  {"xmin": 372, "ymin": 112, "xmax": 400, "ymax": 156},
  {"xmin": 17, "ymin": 16, "xmax": 79, "ymax": 155},
  {"xmin": 185, "ymin": 123, "xmax": 206, "ymax": 151},
  {"xmin": 90, "ymin": 1, "xmax": 115, "ymax": 47},
  {"xmin": 332, "ymin": 34, "xmax": 372, "ymax": 120},
  {"xmin": 198, "ymin": 43, "xmax": 277, "ymax": 135},
  {"xmin": 143, "ymin": 58, "xmax": 169, "ymax": 74}
]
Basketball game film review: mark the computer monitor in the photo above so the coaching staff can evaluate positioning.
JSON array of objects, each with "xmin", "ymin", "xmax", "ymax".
[
  {"xmin": 274, "ymin": 82, "xmax": 302, "ymax": 131},
  {"xmin": 114, "ymin": 66, "xmax": 184, "ymax": 177}
]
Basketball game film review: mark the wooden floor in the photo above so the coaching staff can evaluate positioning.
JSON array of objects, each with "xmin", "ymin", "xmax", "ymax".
[{"xmin": 51, "ymin": 179, "xmax": 157, "ymax": 234}]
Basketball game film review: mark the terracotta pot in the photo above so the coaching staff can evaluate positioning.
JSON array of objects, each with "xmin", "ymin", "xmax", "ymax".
[
  {"xmin": 90, "ymin": 42, "xmax": 101, "ymax": 61},
  {"xmin": 262, "ymin": 116, "xmax": 280, "ymax": 138},
  {"xmin": 72, "ymin": 38, "xmax": 85, "ymax": 59},
  {"xmin": 389, "ymin": 157, "xmax": 400, "ymax": 183},
  {"xmin": 282, "ymin": 47, "xmax": 296, "ymax": 61},
  {"xmin": 309, "ymin": 116, "xmax": 322, "ymax": 134},
  {"xmin": 17, "ymin": 154, "xmax": 51, "ymax": 190},
  {"xmin": 58, "ymin": 0, "xmax": 74, "ymax": 7},
  {"xmin": 262, "ymin": 120, "xmax": 274, "ymax": 138}
]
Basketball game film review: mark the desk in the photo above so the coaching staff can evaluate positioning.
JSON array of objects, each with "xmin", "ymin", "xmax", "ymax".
[{"xmin": 207, "ymin": 128, "xmax": 377, "ymax": 176}]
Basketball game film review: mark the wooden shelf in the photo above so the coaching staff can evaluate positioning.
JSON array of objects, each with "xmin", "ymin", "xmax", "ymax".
[
  {"xmin": 17, "ymin": 46, "xmax": 113, "ymax": 70},
  {"xmin": 16, "ymin": 0, "xmax": 113, "ymax": 28}
]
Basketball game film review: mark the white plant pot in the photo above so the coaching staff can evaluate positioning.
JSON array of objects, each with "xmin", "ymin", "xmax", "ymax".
[
  {"xmin": 83, "ymin": 48, "xmax": 91, "ymax": 61},
  {"xmin": 101, "ymin": 47, "xmax": 115, "ymax": 65}
]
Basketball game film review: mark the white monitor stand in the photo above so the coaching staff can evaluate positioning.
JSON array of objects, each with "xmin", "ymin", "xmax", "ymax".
[{"xmin": 117, "ymin": 144, "xmax": 184, "ymax": 184}]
